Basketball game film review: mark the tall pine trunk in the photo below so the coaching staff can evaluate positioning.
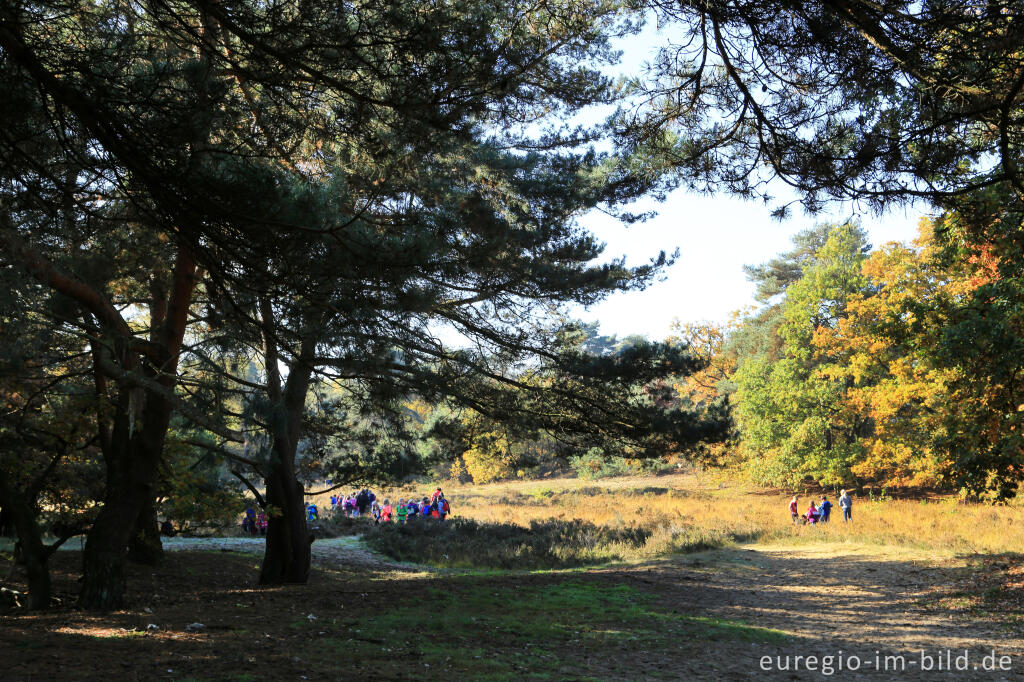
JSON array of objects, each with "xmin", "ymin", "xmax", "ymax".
[{"xmin": 257, "ymin": 298, "xmax": 314, "ymax": 585}]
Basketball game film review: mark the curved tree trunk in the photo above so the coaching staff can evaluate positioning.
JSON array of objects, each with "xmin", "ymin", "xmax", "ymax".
[
  {"xmin": 0, "ymin": 480, "xmax": 51, "ymax": 610},
  {"xmin": 78, "ymin": 248, "xmax": 195, "ymax": 609},
  {"xmin": 257, "ymin": 298, "xmax": 314, "ymax": 585}
]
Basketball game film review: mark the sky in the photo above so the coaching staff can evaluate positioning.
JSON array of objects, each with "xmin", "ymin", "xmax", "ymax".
[
  {"xmin": 572, "ymin": 191, "xmax": 928, "ymax": 341},
  {"xmin": 567, "ymin": 24, "xmax": 931, "ymax": 341}
]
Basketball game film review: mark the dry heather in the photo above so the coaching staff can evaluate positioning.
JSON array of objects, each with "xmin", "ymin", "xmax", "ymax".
[{"xmin": 369, "ymin": 472, "xmax": 1024, "ymax": 558}]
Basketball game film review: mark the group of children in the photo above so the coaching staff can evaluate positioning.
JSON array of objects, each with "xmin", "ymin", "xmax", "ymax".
[
  {"xmin": 386, "ymin": 489, "xmax": 451, "ymax": 523},
  {"xmin": 328, "ymin": 489, "xmax": 376, "ymax": 518},
  {"xmin": 329, "ymin": 487, "xmax": 452, "ymax": 523},
  {"xmin": 243, "ymin": 487, "xmax": 454, "ymax": 534},
  {"xmin": 789, "ymin": 490, "xmax": 853, "ymax": 525},
  {"xmin": 241, "ymin": 508, "xmax": 269, "ymax": 535}
]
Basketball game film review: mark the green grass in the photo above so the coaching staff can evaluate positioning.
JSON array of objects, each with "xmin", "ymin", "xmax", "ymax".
[{"xmin": 292, "ymin": 577, "xmax": 790, "ymax": 679}]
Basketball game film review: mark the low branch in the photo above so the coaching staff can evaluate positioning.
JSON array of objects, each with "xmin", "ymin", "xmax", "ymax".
[
  {"xmin": 0, "ymin": 225, "xmax": 163, "ymax": 363},
  {"xmin": 231, "ymin": 470, "xmax": 266, "ymax": 508},
  {"xmin": 180, "ymin": 438, "xmax": 263, "ymax": 470},
  {"xmin": 96, "ymin": 358, "xmax": 245, "ymax": 443}
]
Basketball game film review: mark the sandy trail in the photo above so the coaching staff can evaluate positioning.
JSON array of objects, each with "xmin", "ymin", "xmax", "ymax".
[
  {"xmin": 608, "ymin": 542, "xmax": 1024, "ymax": 680},
  {"xmin": 162, "ymin": 536, "xmax": 422, "ymax": 572}
]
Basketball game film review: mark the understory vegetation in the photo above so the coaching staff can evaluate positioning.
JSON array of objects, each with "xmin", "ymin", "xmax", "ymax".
[{"xmin": 360, "ymin": 517, "xmax": 731, "ymax": 569}]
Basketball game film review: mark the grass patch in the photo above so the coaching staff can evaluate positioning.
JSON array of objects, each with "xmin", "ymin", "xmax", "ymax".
[{"xmin": 293, "ymin": 577, "xmax": 790, "ymax": 680}]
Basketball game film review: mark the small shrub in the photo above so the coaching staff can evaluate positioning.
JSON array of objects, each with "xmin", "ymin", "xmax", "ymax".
[
  {"xmin": 569, "ymin": 449, "xmax": 674, "ymax": 480},
  {"xmin": 312, "ymin": 511, "xmax": 375, "ymax": 538}
]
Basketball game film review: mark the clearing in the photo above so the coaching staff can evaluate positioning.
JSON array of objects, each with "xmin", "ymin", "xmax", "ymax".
[{"xmin": 2, "ymin": 535, "xmax": 1022, "ymax": 680}]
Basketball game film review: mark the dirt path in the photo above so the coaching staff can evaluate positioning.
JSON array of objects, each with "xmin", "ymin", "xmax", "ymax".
[
  {"xmin": 607, "ymin": 542, "xmax": 1024, "ymax": 679},
  {"xmin": 162, "ymin": 536, "xmax": 424, "ymax": 573},
  {"xmin": 6, "ymin": 537, "xmax": 1020, "ymax": 679}
]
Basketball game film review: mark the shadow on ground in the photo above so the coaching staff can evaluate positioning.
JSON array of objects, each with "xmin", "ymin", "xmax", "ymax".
[{"xmin": 1, "ymin": 542, "xmax": 1022, "ymax": 680}]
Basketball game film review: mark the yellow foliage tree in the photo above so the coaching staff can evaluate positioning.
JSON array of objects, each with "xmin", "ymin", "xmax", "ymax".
[
  {"xmin": 461, "ymin": 426, "xmax": 517, "ymax": 484},
  {"xmin": 814, "ymin": 219, "xmax": 961, "ymax": 487}
]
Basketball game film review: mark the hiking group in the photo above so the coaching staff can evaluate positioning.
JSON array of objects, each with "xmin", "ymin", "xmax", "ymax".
[
  {"xmin": 328, "ymin": 487, "xmax": 451, "ymax": 523},
  {"xmin": 789, "ymin": 490, "xmax": 853, "ymax": 525},
  {"xmin": 241, "ymin": 488, "xmax": 453, "ymax": 535}
]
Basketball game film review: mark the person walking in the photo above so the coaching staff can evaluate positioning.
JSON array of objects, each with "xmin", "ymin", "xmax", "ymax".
[
  {"xmin": 789, "ymin": 496, "xmax": 800, "ymax": 524},
  {"xmin": 356, "ymin": 489, "xmax": 370, "ymax": 516},
  {"xmin": 839, "ymin": 489, "xmax": 853, "ymax": 522}
]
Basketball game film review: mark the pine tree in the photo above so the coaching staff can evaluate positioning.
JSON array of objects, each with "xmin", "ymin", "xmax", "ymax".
[{"xmin": 1, "ymin": 0, "xmax": 728, "ymax": 603}]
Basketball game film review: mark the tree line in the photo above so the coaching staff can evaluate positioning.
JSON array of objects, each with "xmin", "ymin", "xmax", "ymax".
[{"xmin": 680, "ymin": 204, "xmax": 1024, "ymax": 502}]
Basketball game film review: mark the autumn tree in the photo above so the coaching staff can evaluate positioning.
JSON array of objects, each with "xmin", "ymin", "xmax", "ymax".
[
  {"xmin": 733, "ymin": 224, "xmax": 870, "ymax": 486},
  {"xmin": 731, "ymin": 212, "xmax": 1024, "ymax": 498},
  {"xmin": 813, "ymin": 222, "xmax": 953, "ymax": 489}
]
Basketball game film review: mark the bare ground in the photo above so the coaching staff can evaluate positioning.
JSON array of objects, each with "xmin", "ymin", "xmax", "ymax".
[
  {"xmin": 598, "ymin": 542, "xmax": 1024, "ymax": 679},
  {"xmin": 1, "ymin": 538, "xmax": 1022, "ymax": 680}
]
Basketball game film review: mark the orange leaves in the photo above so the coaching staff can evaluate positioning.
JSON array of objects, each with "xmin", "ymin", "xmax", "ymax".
[
  {"xmin": 966, "ymin": 244, "xmax": 1001, "ymax": 288},
  {"xmin": 668, "ymin": 317, "xmax": 738, "ymax": 406}
]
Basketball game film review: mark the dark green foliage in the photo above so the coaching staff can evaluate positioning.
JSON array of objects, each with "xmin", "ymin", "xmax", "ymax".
[
  {"xmin": 728, "ymin": 223, "xmax": 868, "ymax": 365},
  {"xmin": 622, "ymin": 2, "xmax": 1024, "ymax": 214},
  {"xmin": 928, "ymin": 191, "xmax": 1024, "ymax": 499},
  {"xmin": 570, "ymin": 448, "xmax": 674, "ymax": 479},
  {"xmin": 0, "ymin": 269, "xmax": 104, "ymax": 608}
]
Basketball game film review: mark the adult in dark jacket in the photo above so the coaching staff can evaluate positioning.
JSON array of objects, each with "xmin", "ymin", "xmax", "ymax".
[{"xmin": 356, "ymin": 489, "xmax": 370, "ymax": 515}]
